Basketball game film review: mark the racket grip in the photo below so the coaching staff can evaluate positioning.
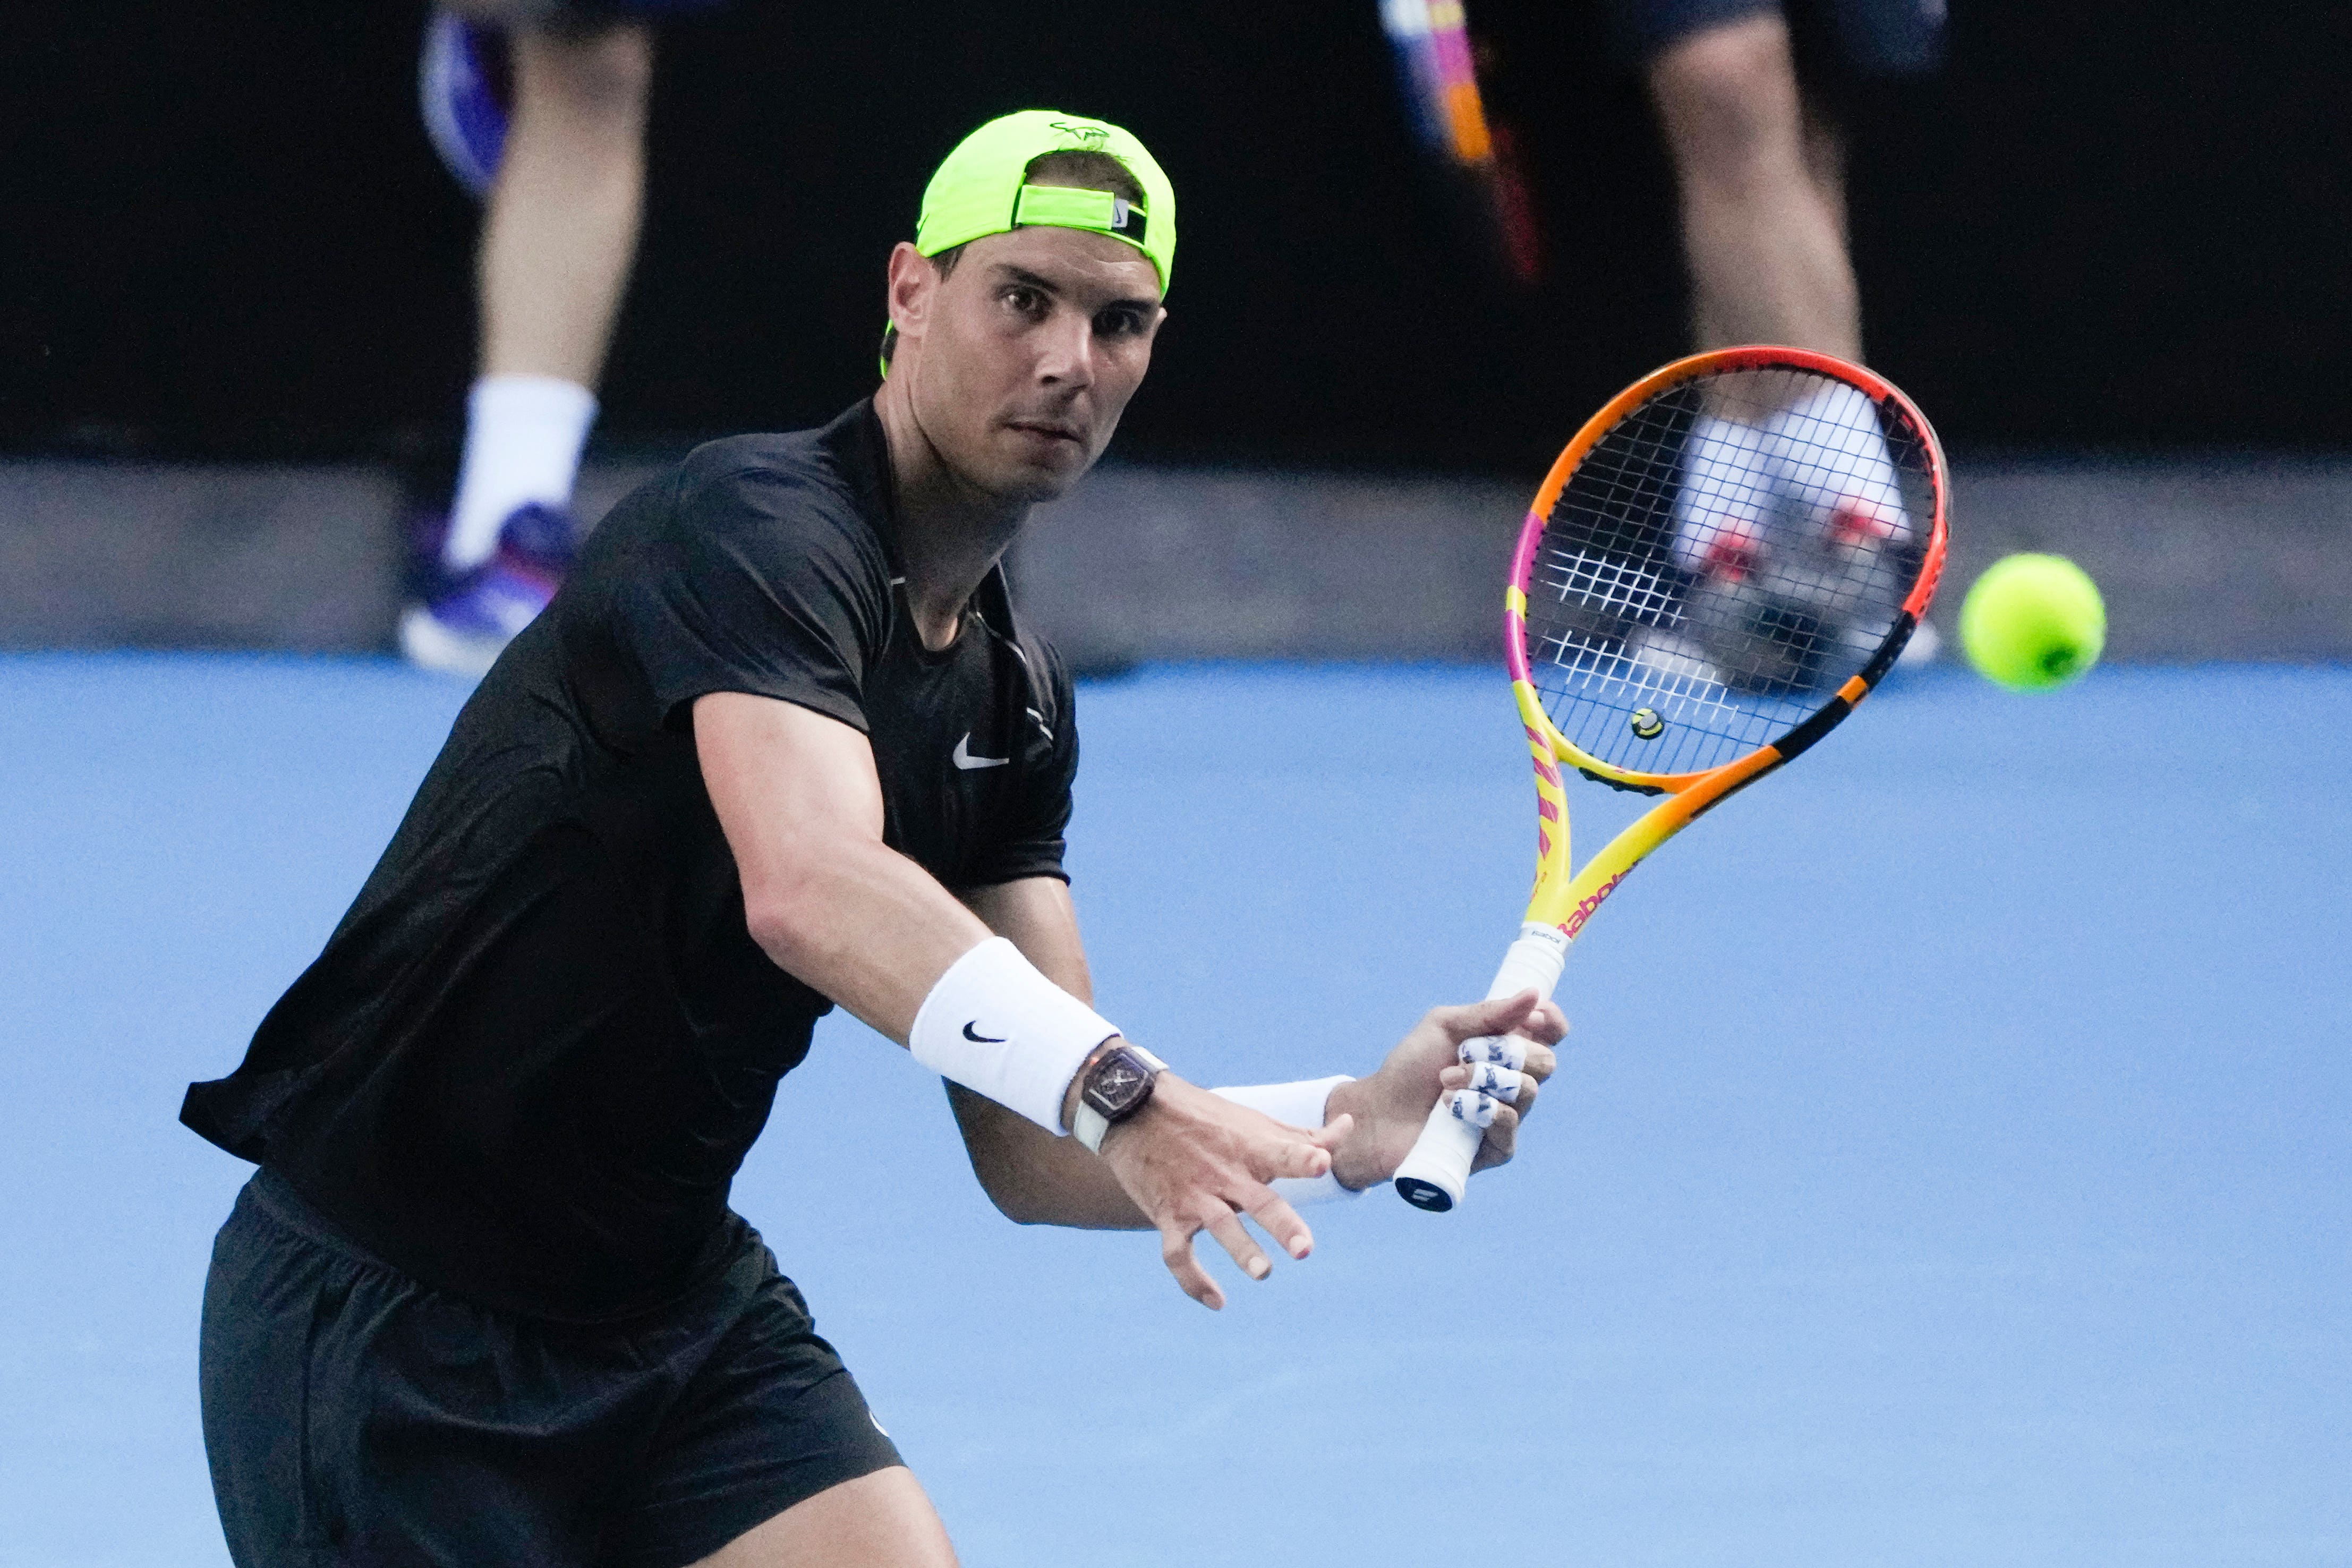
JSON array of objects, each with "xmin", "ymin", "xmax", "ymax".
[{"xmin": 1393, "ymin": 924, "xmax": 1568, "ymax": 1212}]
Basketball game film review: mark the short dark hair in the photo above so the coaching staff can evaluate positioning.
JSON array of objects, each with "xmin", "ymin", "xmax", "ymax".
[{"xmin": 880, "ymin": 150, "xmax": 1151, "ymax": 369}]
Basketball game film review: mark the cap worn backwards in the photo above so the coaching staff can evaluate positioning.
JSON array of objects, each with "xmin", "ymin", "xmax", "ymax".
[{"xmin": 915, "ymin": 109, "xmax": 1177, "ymax": 290}]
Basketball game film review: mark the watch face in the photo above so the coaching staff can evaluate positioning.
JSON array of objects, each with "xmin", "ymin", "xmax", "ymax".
[{"xmin": 1086, "ymin": 1049, "xmax": 1157, "ymax": 1118}]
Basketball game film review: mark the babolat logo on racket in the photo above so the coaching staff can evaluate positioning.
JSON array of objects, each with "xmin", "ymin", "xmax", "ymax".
[{"xmin": 1558, "ymin": 870, "xmax": 1629, "ymax": 940}]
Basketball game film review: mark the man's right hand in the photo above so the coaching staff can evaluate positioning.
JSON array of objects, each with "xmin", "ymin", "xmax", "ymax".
[{"xmin": 1095, "ymin": 1073, "xmax": 1352, "ymax": 1310}]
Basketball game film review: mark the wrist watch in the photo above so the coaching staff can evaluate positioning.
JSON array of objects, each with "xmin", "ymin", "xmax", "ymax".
[{"xmin": 1071, "ymin": 1042, "xmax": 1168, "ymax": 1153}]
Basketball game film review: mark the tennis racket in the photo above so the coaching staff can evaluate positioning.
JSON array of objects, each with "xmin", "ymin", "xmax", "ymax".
[
  {"xmin": 1393, "ymin": 346, "xmax": 1950, "ymax": 1210},
  {"xmin": 1378, "ymin": 0, "xmax": 1543, "ymax": 285}
]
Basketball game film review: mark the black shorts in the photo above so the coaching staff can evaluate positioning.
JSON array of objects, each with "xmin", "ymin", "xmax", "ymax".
[
  {"xmin": 199, "ymin": 1171, "xmax": 902, "ymax": 1568},
  {"xmin": 1607, "ymin": 0, "xmax": 1948, "ymax": 76}
]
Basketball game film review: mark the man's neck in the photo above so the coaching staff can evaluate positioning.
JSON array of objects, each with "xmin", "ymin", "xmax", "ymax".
[{"xmin": 874, "ymin": 386, "xmax": 1029, "ymax": 653}]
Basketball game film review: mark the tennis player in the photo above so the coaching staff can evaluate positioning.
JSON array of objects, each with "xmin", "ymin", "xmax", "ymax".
[{"xmin": 184, "ymin": 110, "xmax": 1563, "ymax": 1567}]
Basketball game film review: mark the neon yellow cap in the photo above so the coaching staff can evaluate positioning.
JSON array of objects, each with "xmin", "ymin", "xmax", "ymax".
[{"xmin": 915, "ymin": 109, "xmax": 1177, "ymax": 291}]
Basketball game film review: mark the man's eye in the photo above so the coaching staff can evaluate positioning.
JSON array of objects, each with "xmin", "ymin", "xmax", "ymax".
[
  {"xmin": 1003, "ymin": 287, "xmax": 1048, "ymax": 318},
  {"xmin": 1096, "ymin": 309, "xmax": 1144, "ymax": 338}
]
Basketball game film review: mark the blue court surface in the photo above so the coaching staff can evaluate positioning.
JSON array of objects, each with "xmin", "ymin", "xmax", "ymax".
[{"xmin": 3, "ymin": 653, "xmax": 2347, "ymax": 1568}]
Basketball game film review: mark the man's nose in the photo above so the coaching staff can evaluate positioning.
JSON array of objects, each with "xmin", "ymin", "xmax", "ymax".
[{"xmin": 1035, "ymin": 309, "xmax": 1096, "ymax": 388}]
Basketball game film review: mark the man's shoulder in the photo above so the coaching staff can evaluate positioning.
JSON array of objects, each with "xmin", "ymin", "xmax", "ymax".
[
  {"xmin": 675, "ymin": 429, "xmax": 831, "ymax": 492},
  {"xmin": 653, "ymin": 414, "xmax": 881, "ymax": 565},
  {"xmin": 673, "ymin": 404, "xmax": 885, "ymax": 522}
]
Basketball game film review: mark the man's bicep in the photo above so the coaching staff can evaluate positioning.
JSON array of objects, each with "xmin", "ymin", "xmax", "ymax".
[
  {"xmin": 961, "ymin": 877, "xmax": 1093, "ymax": 1004},
  {"xmin": 695, "ymin": 692, "xmax": 886, "ymax": 885},
  {"xmin": 696, "ymin": 692, "xmax": 997, "ymax": 1040}
]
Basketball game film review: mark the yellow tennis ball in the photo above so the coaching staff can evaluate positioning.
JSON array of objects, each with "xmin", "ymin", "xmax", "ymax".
[{"xmin": 1958, "ymin": 553, "xmax": 2106, "ymax": 692}]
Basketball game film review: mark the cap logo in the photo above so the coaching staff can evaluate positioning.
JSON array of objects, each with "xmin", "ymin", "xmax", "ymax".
[
  {"xmin": 1110, "ymin": 198, "xmax": 1132, "ymax": 230},
  {"xmin": 1050, "ymin": 120, "xmax": 1111, "ymax": 148}
]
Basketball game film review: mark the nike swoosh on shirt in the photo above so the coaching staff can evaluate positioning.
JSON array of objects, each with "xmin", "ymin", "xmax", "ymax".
[{"xmin": 952, "ymin": 734, "xmax": 1009, "ymax": 770}]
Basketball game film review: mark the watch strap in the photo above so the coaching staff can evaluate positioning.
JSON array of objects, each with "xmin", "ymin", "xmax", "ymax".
[{"xmin": 1073, "ymin": 1100, "xmax": 1111, "ymax": 1154}]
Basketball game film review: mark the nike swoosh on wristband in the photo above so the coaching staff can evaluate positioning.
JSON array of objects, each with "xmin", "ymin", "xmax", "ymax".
[
  {"xmin": 952, "ymin": 733, "xmax": 1009, "ymax": 770},
  {"xmin": 962, "ymin": 1021, "xmax": 1006, "ymax": 1043}
]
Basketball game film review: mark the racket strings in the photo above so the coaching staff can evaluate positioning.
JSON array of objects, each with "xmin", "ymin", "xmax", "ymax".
[{"xmin": 1526, "ymin": 367, "xmax": 1936, "ymax": 775}]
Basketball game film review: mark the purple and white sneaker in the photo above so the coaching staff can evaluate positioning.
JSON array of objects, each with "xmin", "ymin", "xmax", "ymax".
[{"xmin": 399, "ymin": 501, "xmax": 577, "ymax": 678}]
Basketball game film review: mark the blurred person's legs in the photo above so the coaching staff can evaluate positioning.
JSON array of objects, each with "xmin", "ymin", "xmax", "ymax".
[
  {"xmin": 1626, "ymin": 0, "xmax": 1945, "ymax": 649},
  {"xmin": 405, "ymin": 7, "xmax": 654, "ymax": 677},
  {"xmin": 456, "ymin": 19, "xmax": 650, "ymax": 561},
  {"xmin": 1648, "ymin": 10, "xmax": 1859, "ymax": 358}
]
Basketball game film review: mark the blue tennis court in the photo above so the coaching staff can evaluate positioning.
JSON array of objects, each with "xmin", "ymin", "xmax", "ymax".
[{"xmin": 4, "ymin": 654, "xmax": 2346, "ymax": 1566}]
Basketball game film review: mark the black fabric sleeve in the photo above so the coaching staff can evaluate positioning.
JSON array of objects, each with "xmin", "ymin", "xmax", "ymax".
[
  {"xmin": 964, "ymin": 644, "xmax": 1081, "ymax": 888},
  {"xmin": 614, "ymin": 463, "xmax": 894, "ymax": 734}
]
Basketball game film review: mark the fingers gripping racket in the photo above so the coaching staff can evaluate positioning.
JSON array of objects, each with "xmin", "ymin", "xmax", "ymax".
[{"xmin": 1393, "ymin": 347, "xmax": 1950, "ymax": 1211}]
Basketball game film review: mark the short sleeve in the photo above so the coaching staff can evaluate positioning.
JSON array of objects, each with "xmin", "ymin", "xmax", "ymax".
[
  {"xmin": 964, "ymin": 644, "xmax": 1081, "ymax": 888},
  {"xmin": 614, "ymin": 463, "xmax": 893, "ymax": 733}
]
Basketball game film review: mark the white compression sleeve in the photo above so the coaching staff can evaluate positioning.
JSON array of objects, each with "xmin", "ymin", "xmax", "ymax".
[
  {"xmin": 1211, "ymin": 1075, "xmax": 1360, "ymax": 1205},
  {"xmin": 908, "ymin": 938, "xmax": 1119, "ymax": 1134}
]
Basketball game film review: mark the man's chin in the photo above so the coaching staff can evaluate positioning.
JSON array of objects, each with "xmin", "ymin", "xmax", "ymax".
[{"xmin": 984, "ymin": 441, "xmax": 1097, "ymax": 504}]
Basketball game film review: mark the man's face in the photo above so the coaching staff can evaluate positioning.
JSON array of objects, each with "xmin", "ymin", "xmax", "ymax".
[{"xmin": 887, "ymin": 221, "xmax": 1166, "ymax": 504}]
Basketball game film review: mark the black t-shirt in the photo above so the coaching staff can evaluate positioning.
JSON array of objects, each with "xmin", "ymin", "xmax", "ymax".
[{"xmin": 182, "ymin": 402, "xmax": 1079, "ymax": 1323}]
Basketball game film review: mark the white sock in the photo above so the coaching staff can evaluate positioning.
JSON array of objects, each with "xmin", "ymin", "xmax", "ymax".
[
  {"xmin": 445, "ymin": 374, "xmax": 598, "ymax": 569},
  {"xmin": 1761, "ymin": 382, "xmax": 1908, "ymax": 542},
  {"xmin": 1670, "ymin": 414, "xmax": 1772, "ymax": 571}
]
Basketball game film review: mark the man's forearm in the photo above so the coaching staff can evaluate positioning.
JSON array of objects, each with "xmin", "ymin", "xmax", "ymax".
[
  {"xmin": 744, "ymin": 834, "xmax": 996, "ymax": 1044},
  {"xmin": 947, "ymin": 879, "xmax": 1147, "ymax": 1224},
  {"xmin": 945, "ymin": 1082, "xmax": 1148, "ymax": 1229}
]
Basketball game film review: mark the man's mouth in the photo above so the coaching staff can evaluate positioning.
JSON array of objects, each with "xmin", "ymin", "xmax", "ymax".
[{"xmin": 1004, "ymin": 418, "xmax": 1084, "ymax": 446}]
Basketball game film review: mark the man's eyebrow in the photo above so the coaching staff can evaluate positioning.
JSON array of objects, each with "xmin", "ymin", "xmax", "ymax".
[
  {"xmin": 991, "ymin": 262, "xmax": 1158, "ymax": 313},
  {"xmin": 994, "ymin": 264, "xmax": 1059, "ymax": 292}
]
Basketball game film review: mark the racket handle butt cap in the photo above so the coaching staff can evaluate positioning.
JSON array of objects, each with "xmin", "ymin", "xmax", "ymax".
[{"xmin": 1393, "ymin": 1100, "xmax": 1482, "ymax": 1211}]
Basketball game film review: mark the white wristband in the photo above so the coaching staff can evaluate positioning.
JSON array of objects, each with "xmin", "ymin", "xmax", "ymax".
[
  {"xmin": 909, "ymin": 938, "xmax": 1119, "ymax": 1135},
  {"xmin": 1211, "ymin": 1075, "xmax": 1360, "ymax": 1205}
]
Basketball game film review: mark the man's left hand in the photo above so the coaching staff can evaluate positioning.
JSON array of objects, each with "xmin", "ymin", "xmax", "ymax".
[{"xmin": 1323, "ymin": 993, "xmax": 1566, "ymax": 1192}]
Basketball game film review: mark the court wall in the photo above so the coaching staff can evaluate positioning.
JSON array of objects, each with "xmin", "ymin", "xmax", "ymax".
[{"xmin": 4, "ymin": 456, "xmax": 2346, "ymax": 666}]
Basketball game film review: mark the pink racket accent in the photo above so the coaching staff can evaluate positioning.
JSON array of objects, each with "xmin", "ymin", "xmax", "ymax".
[{"xmin": 1504, "ymin": 508, "xmax": 1547, "ymax": 687}]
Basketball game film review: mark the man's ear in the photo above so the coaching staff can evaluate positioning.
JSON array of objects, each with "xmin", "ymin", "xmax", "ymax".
[{"xmin": 885, "ymin": 242, "xmax": 935, "ymax": 347}]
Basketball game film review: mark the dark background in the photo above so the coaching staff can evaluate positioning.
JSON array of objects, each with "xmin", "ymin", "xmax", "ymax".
[{"xmin": 6, "ymin": 1, "xmax": 2346, "ymax": 471}]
